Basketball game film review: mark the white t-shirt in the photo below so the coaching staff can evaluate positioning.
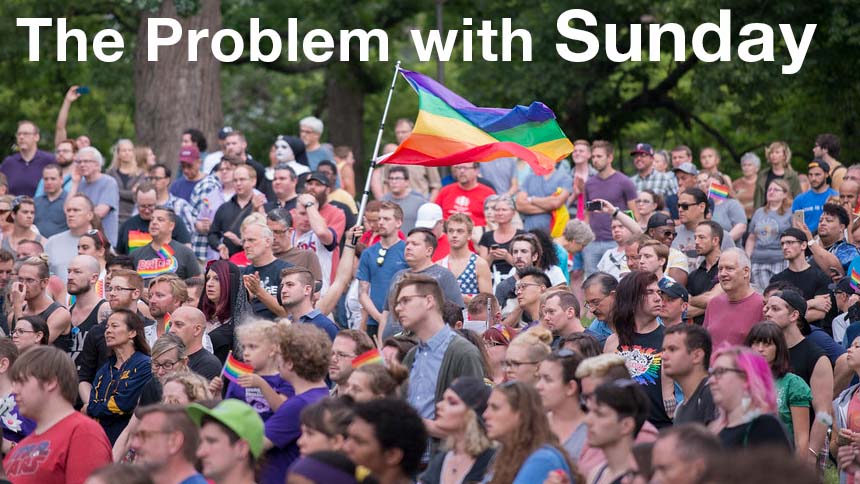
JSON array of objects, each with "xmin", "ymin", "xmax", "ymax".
[
  {"xmin": 597, "ymin": 247, "xmax": 628, "ymax": 280},
  {"xmin": 292, "ymin": 229, "xmax": 334, "ymax": 293}
]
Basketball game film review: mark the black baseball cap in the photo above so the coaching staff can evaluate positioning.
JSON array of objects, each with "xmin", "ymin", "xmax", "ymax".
[
  {"xmin": 775, "ymin": 290, "xmax": 807, "ymax": 322},
  {"xmin": 780, "ymin": 227, "xmax": 808, "ymax": 243},
  {"xmin": 305, "ymin": 171, "xmax": 331, "ymax": 187},
  {"xmin": 658, "ymin": 277, "xmax": 689, "ymax": 302},
  {"xmin": 647, "ymin": 213, "xmax": 674, "ymax": 230},
  {"xmin": 829, "ymin": 276, "xmax": 857, "ymax": 295}
]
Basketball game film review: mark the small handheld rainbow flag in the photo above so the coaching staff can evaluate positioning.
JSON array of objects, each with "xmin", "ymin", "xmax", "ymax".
[
  {"xmin": 162, "ymin": 313, "xmax": 172, "ymax": 334},
  {"xmin": 223, "ymin": 351, "xmax": 254, "ymax": 383},
  {"xmin": 157, "ymin": 244, "xmax": 176, "ymax": 260},
  {"xmin": 352, "ymin": 348, "xmax": 385, "ymax": 369},
  {"xmin": 851, "ymin": 266, "xmax": 860, "ymax": 292},
  {"xmin": 708, "ymin": 182, "xmax": 730, "ymax": 201},
  {"xmin": 128, "ymin": 230, "xmax": 152, "ymax": 253}
]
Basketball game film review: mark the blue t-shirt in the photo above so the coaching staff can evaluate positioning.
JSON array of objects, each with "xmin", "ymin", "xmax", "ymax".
[
  {"xmin": 225, "ymin": 374, "xmax": 295, "ymax": 421},
  {"xmin": 521, "ymin": 171, "xmax": 574, "ymax": 232},
  {"xmin": 356, "ymin": 240, "xmax": 408, "ymax": 326},
  {"xmin": 512, "ymin": 446, "xmax": 572, "ymax": 484},
  {"xmin": 261, "ymin": 386, "xmax": 330, "ymax": 484},
  {"xmin": 792, "ymin": 188, "xmax": 838, "ymax": 233},
  {"xmin": 169, "ymin": 175, "xmax": 201, "ymax": 202},
  {"xmin": 178, "ymin": 473, "xmax": 208, "ymax": 484},
  {"xmin": 298, "ymin": 310, "xmax": 340, "ymax": 340}
]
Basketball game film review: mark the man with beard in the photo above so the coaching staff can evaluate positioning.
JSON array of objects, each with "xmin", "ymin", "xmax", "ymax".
[
  {"xmin": 7, "ymin": 257, "xmax": 71, "ymax": 346},
  {"xmin": 792, "ymin": 160, "xmax": 837, "ymax": 233},
  {"xmin": 130, "ymin": 404, "xmax": 207, "ymax": 484},
  {"xmin": 629, "ymin": 142, "xmax": 677, "ymax": 197},
  {"xmin": 34, "ymin": 140, "xmax": 74, "ymax": 197},
  {"xmin": 34, "ymin": 164, "xmax": 69, "ymax": 238},
  {"xmin": 0, "ymin": 250, "xmax": 13, "ymax": 334},
  {"xmin": 241, "ymin": 223, "xmax": 292, "ymax": 320},
  {"xmin": 292, "ymin": 174, "xmax": 345, "ymax": 291},
  {"xmin": 145, "ymin": 274, "xmax": 212, "ymax": 355},
  {"xmin": 132, "ymin": 207, "xmax": 200, "ymax": 280},
  {"xmin": 64, "ymin": 255, "xmax": 109, "ymax": 369}
]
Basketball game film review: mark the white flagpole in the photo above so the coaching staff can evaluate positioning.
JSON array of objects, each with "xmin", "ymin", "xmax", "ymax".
[{"xmin": 352, "ymin": 60, "xmax": 401, "ymax": 245}]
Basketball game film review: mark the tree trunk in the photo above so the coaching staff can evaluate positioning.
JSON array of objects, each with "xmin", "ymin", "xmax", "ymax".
[
  {"xmin": 324, "ymin": 64, "xmax": 365, "ymax": 183},
  {"xmin": 133, "ymin": 0, "xmax": 223, "ymax": 172}
]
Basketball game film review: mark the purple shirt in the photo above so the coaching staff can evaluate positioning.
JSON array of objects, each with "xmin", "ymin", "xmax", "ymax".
[
  {"xmin": 261, "ymin": 386, "xmax": 329, "ymax": 484},
  {"xmin": 584, "ymin": 171, "xmax": 637, "ymax": 241},
  {"xmin": 225, "ymin": 374, "xmax": 295, "ymax": 421},
  {"xmin": 1, "ymin": 150, "xmax": 55, "ymax": 196}
]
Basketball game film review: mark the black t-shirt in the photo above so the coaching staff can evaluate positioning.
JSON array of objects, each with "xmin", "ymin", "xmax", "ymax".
[
  {"xmin": 674, "ymin": 378, "xmax": 718, "ymax": 425},
  {"xmin": 479, "ymin": 229, "xmax": 525, "ymax": 274},
  {"xmin": 770, "ymin": 265, "xmax": 831, "ymax": 301},
  {"xmin": 208, "ymin": 323, "xmax": 233, "ymax": 365},
  {"xmin": 188, "ymin": 349, "xmax": 222, "ymax": 380},
  {"xmin": 718, "ymin": 414, "xmax": 792, "ymax": 451},
  {"xmin": 243, "ymin": 259, "xmax": 292, "ymax": 320},
  {"xmin": 616, "ymin": 325, "xmax": 672, "ymax": 429},
  {"xmin": 789, "ymin": 337, "xmax": 827, "ymax": 385},
  {"xmin": 765, "ymin": 170, "xmax": 783, "ymax": 194},
  {"xmin": 687, "ymin": 259, "xmax": 719, "ymax": 325},
  {"xmin": 138, "ymin": 377, "xmax": 162, "ymax": 407},
  {"xmin": 116, "ymin": 214, "xmax": 192, "ymax": 254}
]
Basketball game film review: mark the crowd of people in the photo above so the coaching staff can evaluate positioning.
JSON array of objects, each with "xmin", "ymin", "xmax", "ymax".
[{"xmin": 0, "ymin": 85, "xmax": 852, "ymax": 484}]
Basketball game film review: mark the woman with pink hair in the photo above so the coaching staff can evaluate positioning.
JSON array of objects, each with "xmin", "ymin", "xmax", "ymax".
[{"xmin": 709, "ymin": 344, "xmax": 792, "ymax": 451}]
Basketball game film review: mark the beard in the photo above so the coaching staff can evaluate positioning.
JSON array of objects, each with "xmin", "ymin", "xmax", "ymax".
[{"xmin": 67, "ymin": 280, "xmax": 91, "ymax": 296}]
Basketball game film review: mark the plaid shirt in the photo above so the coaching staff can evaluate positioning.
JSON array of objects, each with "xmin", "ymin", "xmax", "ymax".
[
  {"xmin": 163, "ymin": 194, "xmax": 196, "ymax": 242},
  {"xmin": 189, "ymin": 175, "xmax": 225, "ymax": 261},
  {"xmin": 630, "ymin": 170, "xmax": 678, "ymax": 197}
]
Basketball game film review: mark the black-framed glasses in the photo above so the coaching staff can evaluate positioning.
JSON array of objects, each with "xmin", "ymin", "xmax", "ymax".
[
  {"xmin": 152, "ymin": 359, "xmax": 180, "ymax": 371},
  {"xmin": 708, "ymin": 367, "xmax": 746, "ymax": 379},
  {"xmin": 584, "ymin": 293, "xmax": 613, "ymax": 310},
  {"xmin": 109, "ymin": 286, "xmax": 136, "ymax": 293},
  {"xmin": 394, "ymin": 294, "xmax": 426, "ymax": 308},
  {"xmin": 502, "ymin": 359, "xmax": 541, "ymax": 369},
  {"xmin": 376, "ymin": 247, "xmax": 388, "ymax": 266},
  {"xmin": 11, "ymin": 329, "xmax": 34, "ymax": 336}
]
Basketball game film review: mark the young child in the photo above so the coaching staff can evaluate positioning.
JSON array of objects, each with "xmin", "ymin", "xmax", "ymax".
[
  {"xmin": 211, "ymin": 319, "xmax": 295, "ymax": 420},
  {"xmin": 0, "ymin": 339, "xmax": 34, "ymax": 454}
]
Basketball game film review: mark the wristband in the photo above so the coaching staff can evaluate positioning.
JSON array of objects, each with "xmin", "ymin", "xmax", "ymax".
[{"xmin": 612, "ymin": 208, "xmax": 620, "ymax": 218}]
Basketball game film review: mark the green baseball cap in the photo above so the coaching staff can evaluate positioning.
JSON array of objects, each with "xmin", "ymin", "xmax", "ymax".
[{"xmin": 187, "ymin": 400, "xmax": 265, "ymax": 458}]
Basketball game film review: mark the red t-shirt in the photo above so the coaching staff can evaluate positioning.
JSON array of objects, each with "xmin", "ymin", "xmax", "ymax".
[
  {"xmin": 4, "ymin": 412, "xmax": 112, "ymax": 484},
  {"xmin": 435, "ymin": 183, "xmax": 496, "ymax": 226},
  {"xmin": 360, "ymin": 230, "xmax": 406, "ymax": 246},
  {"xmin": 319, "ymin": 204, "xmax": 346, "ymax": 282}
]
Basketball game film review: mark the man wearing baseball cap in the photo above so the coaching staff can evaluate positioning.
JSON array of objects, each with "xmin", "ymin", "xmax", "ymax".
[
  {"xmin": 202, "ymin": 126, "xmax": 234, "ymax": 174},
  {"xmin": 658, "ymin": 277, "xmax": 689, "ymax": 327},
  {"xmin": 831, "ymin": 276, "xmax": 860, "ymax": 345},
  {"xmin": 629, "ymin": 142, "xmax": 677, "ymax": 197},
  {"xmin": 792, "ymin": 159, "xmax": 837, "ymax": 233},
  {"xmin": 188, "ymin": 400, "xmax": 263, "ymax": 484},
  {"xmin": 170, "ymin": 146, "xmax": 205, "ymax": 202},
  {"xmin": 666, "ymin": 161, "xmax": 699, "ymax": 220},
  {"xmin": 647, "ymin": 213, "xmax": 689, "ymax": 286}
]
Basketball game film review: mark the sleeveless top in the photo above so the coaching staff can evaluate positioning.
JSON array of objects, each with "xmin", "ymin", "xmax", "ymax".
[
  {"xmin": 22, "ymin": 301, "xmax": 62, "ymax": 338},
  {"xmin": 439, "ymin": 253, "xmax": 480, "ymax": 296},
  {"xmin": 55, "ymin": 300, "xmax": 107, "ymax": 367}
]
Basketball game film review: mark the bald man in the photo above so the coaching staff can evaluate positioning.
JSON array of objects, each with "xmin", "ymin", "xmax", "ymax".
[
  {"xmin": 169, "ymin": 306, "xmax": 221, "ymax": 380},
  {"xmin": 67, "ymin": 255, "xmax": 110, "ymax": 364},
  {"xmin": 839, "ymin": 179, "xmax": 860, "ymax": 215}
]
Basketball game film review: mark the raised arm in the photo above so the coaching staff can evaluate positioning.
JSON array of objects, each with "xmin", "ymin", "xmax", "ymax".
[{"xmin": 55, "ymin": 86, "xmax": 81, "ymax": 146}]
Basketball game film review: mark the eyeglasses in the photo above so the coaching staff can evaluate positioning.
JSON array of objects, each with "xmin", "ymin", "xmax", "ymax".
[
  {"xmin": 331, "ymin": 351, "xmax": 356, "ymax": 361},
  {"xmin": 145, "ymin": 176, "xmax": 167, "ymax": 182},
  {"xmin": 17, "ymin": 277, "xmax": 42, "ymax": 285},
  {"xmin": 708, "ymin": 367, "xmax": 745, "ymax": 379},
  {"xmin": 387, "ymin": 177, "xmax": 406, "ymax": 182},
  {"xmin": 151, "ymin": 359, "xmax": 180, "ymax": 371},
  {"xmin": 11, "ymin": 329, "xmax": 34, "ymax": 336},
  {"xmin": 109, "ymin": 286, "xmax": 136, "ymax": 293},
  {"xmin": 75, "ymin": 159, "xmax": 98, "ymax": 164},
  {"xmin": 394, "ymin": 294, "xmax": 426, "ymax": 308},
  {"xmin": 502, "ymin": 359, "xmax": 541, "ymax": 369},
  {"xmin": 87, "ymin": 229, "xmax": 106, "ymax": 247},
  {"xmin": 584, "ymin": 293, "xmax": 613, "ymax": 310},
  {"xmin": 376, "ymin": 247, "xmax": 388, "ymax": 266},
  {"xmin": 138, "ymin": 203, "xmax": 156, "ymax": 211},
  {"xmin": 515, "ymin": 282, "xmax": 544, "ymax": 292}
]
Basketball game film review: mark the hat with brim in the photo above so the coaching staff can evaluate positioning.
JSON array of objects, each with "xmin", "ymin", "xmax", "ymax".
[{"xmin": 187, "ymin": 400, "xmax": 264, "ymax": 458}]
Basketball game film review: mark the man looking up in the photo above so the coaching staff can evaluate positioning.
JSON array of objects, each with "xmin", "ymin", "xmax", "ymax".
[
  {"xmin": 116, "ymin": 184, "xmax": 192, "ymax": 255},
  {"xmin": 661, "ymin": 325, "xmax": 717, "ymax": 425},
  {"xmin": 1, "ymin": 120, "xmax": 55, "ymax": 197},
  {"xmin": 583, "ymin": 140, "xmax": 638, "ymax": 275},
  {"xmin": 541, "ymin": 289, "xmax": 586, "ymax": 348},
  {"xmin": 703, "ymin": 248, "xmax": 764, "ymax": 347},
  {"xmin": 45, "ymin": 193, "xmax": 96, "ymax": 282},
  {"xmin": 68, "ymin": 146, "xmax": 119, "ymax": 245},
  {"xmin": 435, "ymin": 162, "xmax": 496, "ymax": 227},
  {"xmin": 241, "ymin": 223, "xmax": 291, "ymax": 320},
  {"xmin": 34, "ymin": 164, "xmax": 69, "ymax": 238},
  {"xmin": 357, "ymin": 202, "xmax": 408, "ymax": 340},
  {"xmin": 132, "ymin": 207, "xmax": 201, "ymax": 281},
  {"xmin": 279, "ymin": 267, "xmax": 339, "ymax": 340},
  {"xmin": 792, "ymin": 160, "xmax": 837, "ymax": 233}
]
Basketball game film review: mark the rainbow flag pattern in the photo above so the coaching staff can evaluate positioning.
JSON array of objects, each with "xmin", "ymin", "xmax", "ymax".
[
  {"xmin": 222, "ymin": 351, "xmax": 254, "ymax": 383},
  {"xmin": 136, "ymin": 243, "xmax": 178, "ymax": 278},
  {"xmin": 162, "ymin": 313, "xmax": 172, "ymax": 334},
  {"xmin": 708, "ymin": 182, "xmax": 730, "ymax": 201},
  {"xmin": 128, "ymin": 230, "xmax": 152, "ymax": 253},
  {"xmin": 379, "ymin": 69, "xmax": 573, "ymax": 175},
  {"xmin": 851, "ymin": 263, "xmax": 860, "ymax": 292},
  {"xmin": 352, "ymin": 348, "xmax": 385, "ymax": 369}
]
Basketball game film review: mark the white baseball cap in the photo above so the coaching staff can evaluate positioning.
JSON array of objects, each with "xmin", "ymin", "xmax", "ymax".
[{"xmin": 414, "ymin": 203, "xmax": 444, "ymax": 229}]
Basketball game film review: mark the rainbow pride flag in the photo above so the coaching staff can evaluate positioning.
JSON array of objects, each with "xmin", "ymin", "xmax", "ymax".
[
  {"xmin": 162, "ymin": 313, "xmax": 172, "ymax": 334},
  {"xmin": 708, "ymin": 182, "xmax": 730, "ymax": 200},
  {"xmin": 851, "ymin": 260, "xmax": 860, "ymax": 291},
  {"xmin": 379, "ymin": 69, "xmax": 573, "ymax": 175},
  {"xmin": 222, "ymin": 351, "xmax": 254, "ymax": 383},
  {"xmin": 352, "ymin": 348, "xmax": 385, "ymax": 369},
  {"xmin": 128, "ymin": 230, "xmax": 152, "ymax": 253}
]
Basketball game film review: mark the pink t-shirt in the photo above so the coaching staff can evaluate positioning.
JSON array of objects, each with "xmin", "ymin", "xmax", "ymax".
[{"xmin": 703, "ymin": 291, "xmax": 764, "ymax": 348}]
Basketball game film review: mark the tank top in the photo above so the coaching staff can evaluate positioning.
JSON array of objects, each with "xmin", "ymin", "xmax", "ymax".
[
  {"xmin": 616, "ymin": 325, "xmax": 673, "ymax": 428},
  {"xmin": 55, "ymin": 300, "xmax": 107, "ymax": 368},
  {"xmin": 439, "ymin": 253, "xmax": 480, "ymax": 296}
]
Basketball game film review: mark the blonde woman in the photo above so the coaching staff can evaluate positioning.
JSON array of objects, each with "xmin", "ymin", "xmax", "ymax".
[
  {"xmin": 753, "ymin": 141, "xmax": 801, "ymax": 209},
  {"xmin": 106, "ymin": 139, "xmax": 146, "ymax": 225},
  {"xmin": 162, "ymin": 370, "xmax": 213, "ymax": 404},
  {"xmin": 504, "ymin": 326, "xmax": 552, "ymax": 385},
  {"xmin": 745, "ymin": 179, "xmax": 792, "ymax": 289}
]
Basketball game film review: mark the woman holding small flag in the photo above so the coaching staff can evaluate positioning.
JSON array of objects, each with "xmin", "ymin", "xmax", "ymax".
[
  {"xmin": 746, "ymin": 179, "xmax": 793, "ymax": 289},
  {"xmin": 703, "ymin": 172, "xmax": 747, "ymax": 246}
]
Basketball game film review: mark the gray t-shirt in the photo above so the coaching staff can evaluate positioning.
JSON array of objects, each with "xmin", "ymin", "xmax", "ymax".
[
  {"xmin": 748, "ymin": 207, "xmax": 793, "ymax": 264},
  {"xmin": 132, "ymin": 240, "xmax": 202, "ymax": 281},
  {"xmin": 382, "ymin": 264, "xmax": 465, "ymax": 339},
  {"xmin": 79, "ymin": 175, "xmax": 120, "ymax": 246},
  {"xmin": 711, "ymin": 198, "xmax": 747, "ymax": 246},
  {"xmin": 480, "ymin": 157, "xmax": 518, "ymax": 195},
  {"xmin": 521, "ymin": 170, "xmax": 574, "ymax": 232},
  {"xmin": 45, "ymin": 230, "xmax": 81, "ymax": 282},
  {"xmin": 381, "ymin": 191, "xmax": 427, "ymax": 233},
  {"xmin": 672, "ymin": 222, "xmax": 737, "ymax": 271}
]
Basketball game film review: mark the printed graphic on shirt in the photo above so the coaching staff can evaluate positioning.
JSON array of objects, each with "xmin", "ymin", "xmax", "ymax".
[
  {"xmin": 618, "ymin": 345, "xmax": 661, "ymax": 385},
  {"xmin": 6, "ymin": 441, "xmax": 50, "ymax": 476},
  {"xmin": 0, "ymin": 396, "xmax": 22, "ymax": 433},
  {"xmin": 452, "ymin": 195, "xmax": 471, "ymax": 216},
  {"xmin": 137, "ymin": 245, "xmax": 178, "ymax": 278},
  {"xmin": 245, "ymin": 387, "xmax": 272, "ymax": 414}
]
